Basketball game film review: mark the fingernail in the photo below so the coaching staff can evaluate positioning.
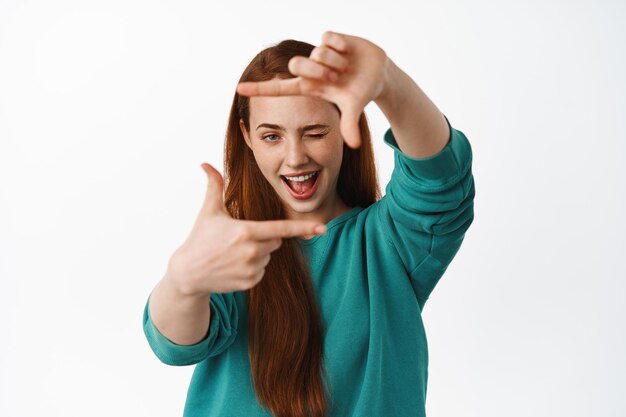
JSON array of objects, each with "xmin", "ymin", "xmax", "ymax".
[{"xmin": 315, "ymin": 225, "xmax": 327, "ymax": 234}]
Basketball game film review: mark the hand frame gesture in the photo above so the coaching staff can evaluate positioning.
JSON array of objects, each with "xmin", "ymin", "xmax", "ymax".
[{"xmin": 236, "ymin": 31, "xmax": 390, "ymax": 149}]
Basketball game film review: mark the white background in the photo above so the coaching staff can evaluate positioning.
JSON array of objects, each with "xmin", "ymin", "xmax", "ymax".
[{"xmin": 1, "ymin": 0, "xmax": 625, "ymax": 416}]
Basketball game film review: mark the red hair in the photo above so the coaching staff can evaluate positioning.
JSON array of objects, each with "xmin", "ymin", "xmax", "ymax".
[{"xmin": 223, "ymin": 39, "xmax": 381, "ymax": 417}]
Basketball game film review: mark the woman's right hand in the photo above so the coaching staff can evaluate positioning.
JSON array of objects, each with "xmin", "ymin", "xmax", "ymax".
[{"xmin": 165, "ymin": 162, "xmax": 327, "ymax": 296}]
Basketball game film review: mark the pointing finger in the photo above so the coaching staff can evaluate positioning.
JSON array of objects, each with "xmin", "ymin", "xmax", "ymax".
[
  {"xmin": 237, "ymin": 77, "xmax": 303, "ymax": 97},
  {"xmin": 243, "ymin": 219, "xmax": 327, "ymax": 240}
]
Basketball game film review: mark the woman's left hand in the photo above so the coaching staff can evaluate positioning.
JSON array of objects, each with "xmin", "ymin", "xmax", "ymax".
[{"xmin": 236, "ymin": 31, "xmax": 390, "ymax": 149}]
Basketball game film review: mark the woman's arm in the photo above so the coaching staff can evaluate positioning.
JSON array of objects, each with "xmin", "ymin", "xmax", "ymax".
[
  {"xmin": 148, "ymin": 266, "xmax": 212, "ymax": 346},
  {"xmin": 143, "ymin": 260, "xmax": 240, "ymax": 365},
  {"xmin": 374, "ymin": 58, "xmax": 451, "ymax": 160}
]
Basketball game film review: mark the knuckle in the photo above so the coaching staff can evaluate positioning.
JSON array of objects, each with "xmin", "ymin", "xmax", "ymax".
[
  {"xmin": 323, "ymin": 31, "xmax": 344, "ymax": 49},
  {"xmin": 322, "ymin": 30, "xmax": 334, "ymax": 42},
  {"xmin": 234, "ymin": 225, "xmax": 251, "ymax": 242},
  {"xmin": 311, "ymin": 46, "xmax": 325, "ymax": 61},
  {"xmin": 317, "ymin": 46, "xmax": 329, "ymax": 61},
  {"xmin": 243, "ymin": 265, "xmax": 258, "ymax": 281},
  {"xmin": 251, "ymin": 268, "xmax": 265, "ymax": 286},
  {"xmin": 240, "ymin": 270, "xmax": 264, "ymax": 290},
  {"xmin": 245, "ymin": 275, "xmax": 258, "ymax": 287},
  {"xmin": 237, "ymin": 280, "xmax": 251, "ymax": 291},
  {"xmin": 246, "ymin": 246, "xmax": 260, "ymax": 260}
]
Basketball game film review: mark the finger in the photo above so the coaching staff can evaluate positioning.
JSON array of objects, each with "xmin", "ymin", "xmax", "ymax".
[
  {"xmin": 288, "ymin": 56, "xmax": 341, "ymax": 83},
  {"xmin": 339, "ymin": 106, "xmax": 363, "ymax": 150},
  {"xmin": 250, "ymin": 253, "xmax": 271, "ymax": 270},
  {"xmin": 244, "ymin": 255, "xmax": 271, "ymax": 283},
  {"xmin": 234, "ymin": 267, "xmax": 266, "ymax": 291},
  {"xmin": 309, "ymin": 46, "xmax": 350, "ymax": 74},
  {"xmin": 321, "ymin": 31, "xmax": 351, "ymax": 54},
  {"xmin": 237, "ymin": 78, "xmax": 303, "ymax": 97},
  {"xmin": 199, "ymin": 162, "xmax": 228, "ymax": 216},
  {"xmin": 243, "ymin": 219, "xmax": 327, "ymax": 240}
]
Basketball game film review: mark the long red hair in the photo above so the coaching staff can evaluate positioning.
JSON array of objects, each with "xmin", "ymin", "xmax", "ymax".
[{"xmin": 223, "ymin": 39, "xmax": 381, "ymax": 417}]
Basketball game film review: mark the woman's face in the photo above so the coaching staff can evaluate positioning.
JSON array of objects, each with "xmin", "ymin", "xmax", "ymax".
[{"xmin": 240, "ymin": 94, "xmax": 345, "ymax": 219}]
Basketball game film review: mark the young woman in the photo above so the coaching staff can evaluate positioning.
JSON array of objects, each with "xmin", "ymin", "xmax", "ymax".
[{"xmin": 143, "ymin": 31, "xmax": 475, "ymax": 417}]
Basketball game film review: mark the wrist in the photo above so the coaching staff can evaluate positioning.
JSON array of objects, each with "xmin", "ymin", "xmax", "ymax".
[
  {"xmin": 165, "ymin": 252, "xmax": 207, "ymax": 299},
  {"xmin": 373, "ymin": 57, "xmax": 400, "ymax": 115}
]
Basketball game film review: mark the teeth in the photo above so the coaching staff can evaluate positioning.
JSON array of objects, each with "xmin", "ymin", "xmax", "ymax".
[{"xmin": 284, "ymin": 172, "xmax": 317, "ymax": 182}]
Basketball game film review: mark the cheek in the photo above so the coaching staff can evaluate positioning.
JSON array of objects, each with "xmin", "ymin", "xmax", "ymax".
[
  {"xmin": 313, "ymin": 139, "xmax": 342, "ymax": 163},
  {"xmin": 322, "ymin": 145, "xmax": 343, "ymax": 171},
  {"xmin": 252, "ymin": 151, "xmax": 280, "ymax": 179}
]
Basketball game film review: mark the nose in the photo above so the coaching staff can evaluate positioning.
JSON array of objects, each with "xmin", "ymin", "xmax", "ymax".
[{"xmin": 284, "ymin": 137, "xmax": 310, "ymax": 167}]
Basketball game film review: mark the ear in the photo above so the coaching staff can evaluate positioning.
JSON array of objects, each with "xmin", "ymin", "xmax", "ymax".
[{"xmin": 239, "ymin": 119, "xmax": 252, "ymax": 149}]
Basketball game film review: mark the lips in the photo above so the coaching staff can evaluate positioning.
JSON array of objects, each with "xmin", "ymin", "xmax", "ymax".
[
  {"xmin": 280, "ymin": 170, "xmax": 321, "ymax": 200},
  {"xmin": 280, "ymin": 170, "xmax": 320, "ymax": 180}
]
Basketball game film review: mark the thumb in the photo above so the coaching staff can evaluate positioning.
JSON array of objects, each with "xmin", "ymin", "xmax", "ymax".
[
  {"xmin": 199, "ymin": 162, "xmax": 228, "ymax": 217},
  {"xmin": 340, "ymin": 105, "xmax": 363, "ymax": 150}
]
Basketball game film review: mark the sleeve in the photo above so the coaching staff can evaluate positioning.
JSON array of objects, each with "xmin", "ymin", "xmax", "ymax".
[
  {"xmin": 142, "ymin": 291, "xmax": 239, "ymax": 366},
  {"xmin": 376, "ymin": 114, "xmax": 475, "ymax": 309}
]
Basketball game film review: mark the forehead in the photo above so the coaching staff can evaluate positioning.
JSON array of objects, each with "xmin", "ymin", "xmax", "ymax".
[{"xmin": 249, "ymin": 95, "xmax": 338, "ymax": 126}]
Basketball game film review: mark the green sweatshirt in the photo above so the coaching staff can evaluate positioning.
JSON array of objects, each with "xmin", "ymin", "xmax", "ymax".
[{"xmin": 143, "ymin": 115, "xmax": 475, "ymax": 417}]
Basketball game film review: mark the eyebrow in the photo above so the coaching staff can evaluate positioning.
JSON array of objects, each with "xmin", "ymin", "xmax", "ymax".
[{"xmin": 256, "ymin": 123, "xmax": 330, "ymax": 132}]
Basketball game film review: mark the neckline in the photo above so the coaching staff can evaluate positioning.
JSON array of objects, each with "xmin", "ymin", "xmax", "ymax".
[{"xmin": 296, "ymin": 206, "xmax": 362, "ymax": 245}]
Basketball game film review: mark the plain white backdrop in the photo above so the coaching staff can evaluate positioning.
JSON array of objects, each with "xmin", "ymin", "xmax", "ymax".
[{"xmin": 1, "ymin": 0, "xmax": 624, "ymax": 416}]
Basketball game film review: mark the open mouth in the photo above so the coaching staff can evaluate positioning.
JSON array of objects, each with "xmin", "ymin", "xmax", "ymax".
[{"xmin": 280, "ymin": 171, "xmax": 320, "ymax": 196}]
